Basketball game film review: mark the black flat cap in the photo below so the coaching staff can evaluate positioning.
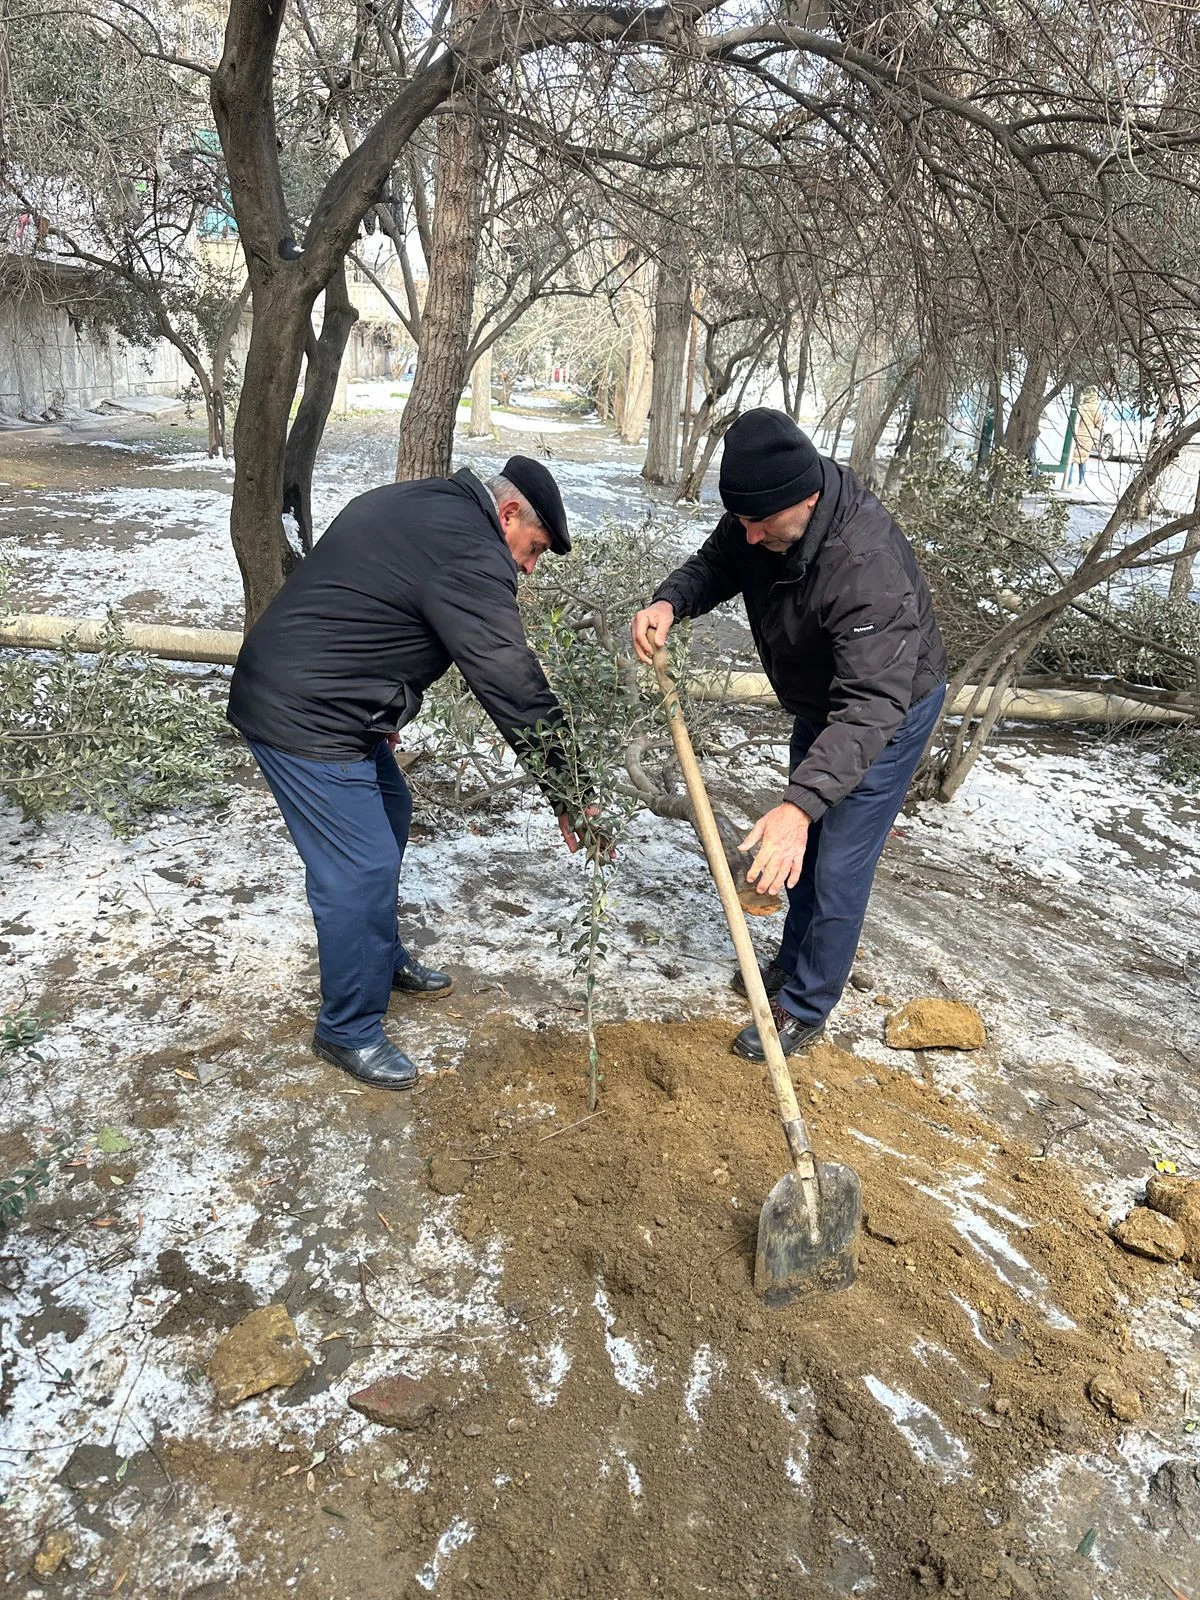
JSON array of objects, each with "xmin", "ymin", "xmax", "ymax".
[{"xmin": 501, "ymin": 455, "xmax": 570, "ymax": 554}]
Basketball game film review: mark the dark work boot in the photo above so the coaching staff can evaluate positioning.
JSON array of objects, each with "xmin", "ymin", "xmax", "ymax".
[
  {"xmin": 731, "ymin": 960, "xmax": 789, "ymax": 1000},
  {"xmin": 392, "ymin": 955, "xmax": 454, "ymax": 998},
  {"xmin": 732, "ymin": 999, "xmax": 825, "ymax": 1062},
  {"xmin": 312, "ymin": 1032, "xmax": 419, "ymax": 1090}
]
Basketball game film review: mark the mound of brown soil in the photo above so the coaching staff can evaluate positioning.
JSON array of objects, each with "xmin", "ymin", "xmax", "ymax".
[{"xmin": 390, "ymin": 1018, "xmax": 1164, "ymax": 1600}]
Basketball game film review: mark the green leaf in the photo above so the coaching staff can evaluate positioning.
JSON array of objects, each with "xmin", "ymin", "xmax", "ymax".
[{"xmin": 96, "ymin": 1126, "xmax": 132, "ymax": 1155}]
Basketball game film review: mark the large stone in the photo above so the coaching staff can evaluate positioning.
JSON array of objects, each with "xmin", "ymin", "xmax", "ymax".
[
  {"xmin": 884, "ymin": 999, "xmax": 986, "ymax": 1051},
  {"xmin": 1145, "ymin": 1174, "xmax": 1200, "ymax": 1259},
  {"xmin": 1111, "ymin": 1206, "xmax": 1187, "ymax": 1264},
  {"xmin": 33, "ymin": 1529, "xmax": 72, "ymax": 1576},
  {"xmin": 206, "ymin": 1304, "xmax": 312, "ymax": 1408},
  {"xmin": 1087, "ymin": 1370, "xmax": 1143, "ymax": 1423},
  {"xmin": 347, "ymin": 1373, "xmax": 442, "ymax": 1429}
]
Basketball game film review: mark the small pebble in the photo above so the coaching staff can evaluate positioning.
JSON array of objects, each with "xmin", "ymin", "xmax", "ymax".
[
  {"xmin": 874, "ymin": 994, "xmax": 895, "ymax": 1007},
  {"xmin": 461, "ymin": 1423, "xmax": 483, "ymax": 1438}
]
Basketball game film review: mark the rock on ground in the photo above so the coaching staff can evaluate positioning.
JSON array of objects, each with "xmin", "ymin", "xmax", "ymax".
[
  {"xmin": 884, "ymin": 998, "xmax": 986, "ymax": 1051},
  {"xmin": 1146, "ymin": 1458, "xmax": 1200, "ymax": 1538},
  {"xmin": 206, "ymin": 1304, "xmax": 313, "ymax": 1408},
  {"xmin": 1144, "ymin": 1173, "xmax": 1200, "ymax": 1261},
  {"xmin": 347, "ymin": 1373, "xmax": 443, "ymax": 1429},
  {"xmin": 1111, "ymin": 1206, "xmax": 1187, "ymax": 1264},
  {"xmin": 33, "ymin": 1530, "xmax": 72, "ymax": 1576},
  {"xmin": 1087, "ymin": 1370, "xmax": 1143, "ymax": 1423},
  {"xmin": 428, "ymin": 1151, "xmax": 467, "ymax": 1196}
]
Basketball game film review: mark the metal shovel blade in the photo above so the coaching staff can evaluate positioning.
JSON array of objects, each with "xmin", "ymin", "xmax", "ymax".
[{"xmin": 754, "ymin": 1160, "xmax": 863, "ymax": 1306}]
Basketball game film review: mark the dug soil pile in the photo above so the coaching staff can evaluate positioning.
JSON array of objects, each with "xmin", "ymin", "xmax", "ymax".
[{"xmin": 386, "ymin": 1017, "xmax": 1168, "ymax": 1600}]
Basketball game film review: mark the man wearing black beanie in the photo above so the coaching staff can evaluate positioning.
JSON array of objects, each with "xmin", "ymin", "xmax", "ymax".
[{"xmin": 632, "ymin": 409, "xmax": 947, "ymax": 1061}]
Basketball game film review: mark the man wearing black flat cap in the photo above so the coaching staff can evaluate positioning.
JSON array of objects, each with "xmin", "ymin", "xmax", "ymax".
[
  {"xmin": 632, "ymin": 409, "xmax": 947, "ymax": 1062},
  {"xmin": 229, "ymin": 455, "xmax": 595, "ymax": 1090}
]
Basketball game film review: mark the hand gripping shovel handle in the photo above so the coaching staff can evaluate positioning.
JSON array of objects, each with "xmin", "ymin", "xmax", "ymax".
[{"xmin": 649, "ymin": 634, "xmax": 821, "ymax": 1228}]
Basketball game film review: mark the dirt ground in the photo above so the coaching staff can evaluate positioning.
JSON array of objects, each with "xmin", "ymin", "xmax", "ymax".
[
  {"xmin": 3, "ymin": 412, "xmax": 1199, "ymax": 1599},
  {"xmin": 5, "ymin": 1006, "xmax": 1197, "ymax": 1599}
]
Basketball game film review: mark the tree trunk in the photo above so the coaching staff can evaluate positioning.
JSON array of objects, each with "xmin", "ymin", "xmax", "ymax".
[
  {"xmin": 209, "ymin": 278, "xmax": 252, "ymax": 458},
  {"xmin": 828, "ymin": 343, "xmax": 860, "ymax": 459},
  {"xmin": 395, "ymin": 84, "xmax": 482, "ymax": 481},
  {"xmin": 642, "ymin": 266, "xmax": 690, "ymax": 484},
  {"xmin": 998, "ymin": 350, "xmax": 1050, "ymax": 460},
  {"xmin": 677, "ymin": 392, "xmax": 715, "ymax": 495},
  {"xmin": 1134, "ymin": 400, "xmax": 1171, "ymax": 519},
  {"xmin": 787, "ymin": 315, "xmax": 813, "ymax": 423},
  {"xmin": 908, "ymin": 359, "xmax": 949, "ymax": 457},
  {"xmin": 882, "ymin": 407, "xmax": 916, "ymax": 495},
  {"xmin": 282, "ymin": 263, "xmax": 359, "ymax": 554},
  {"xmin": 851, "ymin": 352, "xmax": 917, "ymax": 487},
  {"xmin": 225, "ymin": 278, "xmax": 314, "ymax": 626},
  {"xmin": 613, "ymin": 263, "xmax": 653, "ymax": 445},
  {"xmin": 1168, "ymin": 480, "xmax": 1200, "ymax": 604},
  {"xmin": 468, "ymin": 342, "xmax": 492, "ymax": 438},
  {"xmin": 681, "ymin": 292, "xmax": 700, "ymax": 466},
  {"xmin": 677, "ymin": 414, "xmax": 732, "ymax": 502},
  {"xmin": 848, "ymin": 330, "xmax": 889, "ymax": 482}
]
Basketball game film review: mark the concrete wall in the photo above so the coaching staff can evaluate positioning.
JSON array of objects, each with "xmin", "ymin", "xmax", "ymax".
[
  {"xmin": 1, "ymin": 260, "xmax": 414, "ymax": 417},
  {"xmin": 0, "ymin": 297, "xmax": 197, "ymax": 418}
]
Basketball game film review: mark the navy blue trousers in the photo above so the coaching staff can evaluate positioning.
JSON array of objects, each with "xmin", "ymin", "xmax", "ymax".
[
  {"xmin": 247, "ymin": 738, "xmax": 413, "ymax": 1048},
  {"xmin": 775, "ymin": 686, "xmax": 945, "ymax": 1029}
]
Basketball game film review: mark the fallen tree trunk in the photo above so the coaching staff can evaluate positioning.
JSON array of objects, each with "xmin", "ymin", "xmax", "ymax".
[
  {"xmin": 686, "ymin": 671, "xmax": 1195, "ymax": 725},
  {"xmin": 0, "ymin": 615, "xmax": 244, "ymax": 666},
  {"xmin": 2, "ymin": 616, "xmax": 1194, "ymax": 725}
]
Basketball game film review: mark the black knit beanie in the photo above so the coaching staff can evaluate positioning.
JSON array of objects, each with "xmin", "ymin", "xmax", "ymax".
[{"xmin": 719, "ymin": 408, "xmax": 823, "ymax": 518}]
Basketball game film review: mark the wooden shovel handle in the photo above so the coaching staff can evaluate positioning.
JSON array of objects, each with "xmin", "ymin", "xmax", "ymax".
[{"xmin": 649, "ymin": 634, "xmax": 816, "ymax": 1179}]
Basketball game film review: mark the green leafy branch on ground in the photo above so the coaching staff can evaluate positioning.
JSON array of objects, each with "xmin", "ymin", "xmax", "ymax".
[
  {"xmin": 0, "ymin": 1006, "xmax": 70, "ymax": 1231},
  {"xmin": 2, "ymin": 1005, "xmax": 46, "ymax": 1062},
  {"xmin": 1, "ymin": 571, "xmax": 230, "ymax": 831}
]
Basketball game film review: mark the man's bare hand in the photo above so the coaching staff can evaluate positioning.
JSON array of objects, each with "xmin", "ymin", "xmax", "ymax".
[
  {"xmin": 559, "ymin": 806, "xmax": 615, "ymax": 861},
  {"xmin": 740, "ymin": 803, "xmax": 811, "ymax": 897},
  {"xmin": 631, "ymin": 600, "xmax": 675, "ymax": 665}
]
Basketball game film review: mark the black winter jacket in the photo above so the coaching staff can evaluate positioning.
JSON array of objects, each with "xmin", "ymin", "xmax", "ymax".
[
  {"xmin": 652, "ymin": 457, "xmax": 946, "ymax": 821},
  {"xmin": 227, "ymin": 469, "xmax": 571, "ymax": 804}
]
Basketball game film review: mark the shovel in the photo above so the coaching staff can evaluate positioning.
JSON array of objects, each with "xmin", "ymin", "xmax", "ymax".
[{"xmin": 650, "ymin": 633, "xmax": 862, "ymax": 1303}]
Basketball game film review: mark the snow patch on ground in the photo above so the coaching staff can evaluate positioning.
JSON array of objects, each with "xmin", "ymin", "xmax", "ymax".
[
  {"xmin": 862, "ymin": 1376, "xmax": 971, "ymax": 1481},
  {"xmin": 593, "ymin": 1281, "xmax": 656, "ymax": 1394}
]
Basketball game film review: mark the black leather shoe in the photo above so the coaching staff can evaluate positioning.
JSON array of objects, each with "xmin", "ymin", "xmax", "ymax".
[
  {"xmin": 731, "ymin": 960, "xmax": 789, "ymax": 1000},
  {"xmin": 312, "ymin": 1032, "xmax": 419, "ymax": 1089},
  {"xmin": 392, "ymin": 956, "xmax": 454, "ymax": 998},
  {"xmin": 732, "ymin": 1000, "xmax": 825, "ymax": 1062}
]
